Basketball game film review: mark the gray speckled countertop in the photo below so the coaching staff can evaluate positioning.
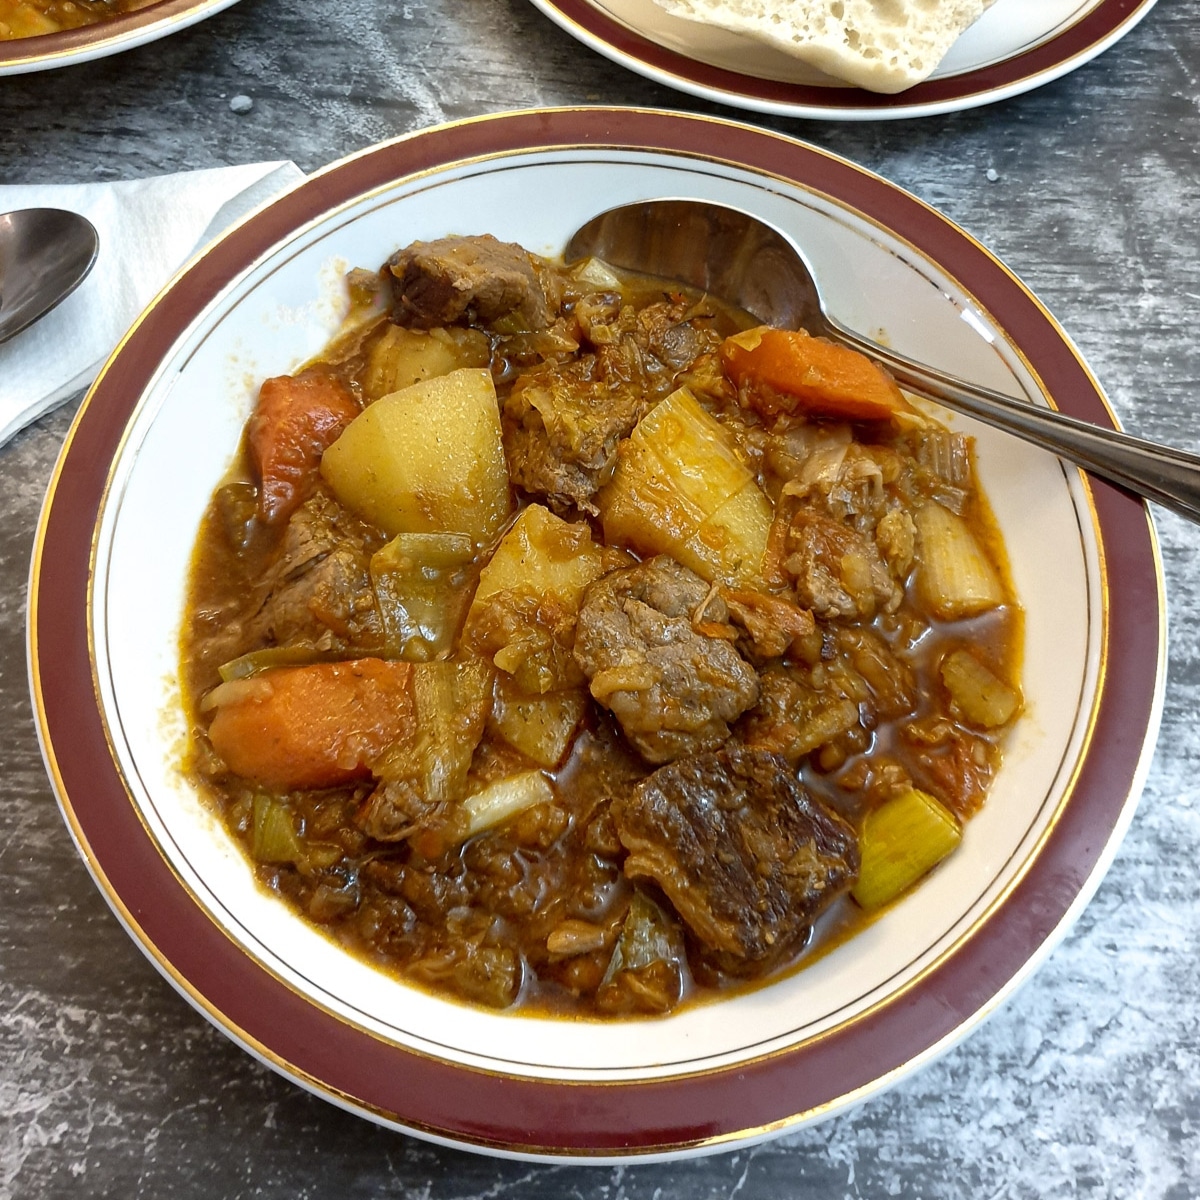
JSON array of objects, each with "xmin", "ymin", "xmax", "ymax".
[{"xmin": 1, "ymin": 2, "xmax": 1198, "ymax": 1196}]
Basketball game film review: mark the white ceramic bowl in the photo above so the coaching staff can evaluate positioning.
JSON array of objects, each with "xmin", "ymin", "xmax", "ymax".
[{"xmin": 30, "ymin": 109, "xmax": 1165, "ymax": 1160}]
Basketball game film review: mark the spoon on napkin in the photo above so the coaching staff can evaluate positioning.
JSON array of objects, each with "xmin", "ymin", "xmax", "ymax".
[
  {"xmin": 0, "ymin": 208, "xmax": 99, "ymax": 345},
  {"xmin": 566, "ymin": 199, "xmax": 1200, "ymax": 525}
]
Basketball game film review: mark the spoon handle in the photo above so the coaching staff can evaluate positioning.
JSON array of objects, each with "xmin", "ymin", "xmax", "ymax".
[{"xmin": 824, "ymin": 318, "xmax": 1200, "ymax": 526}]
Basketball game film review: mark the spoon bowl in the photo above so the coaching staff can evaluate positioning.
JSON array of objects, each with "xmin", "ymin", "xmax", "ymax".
[
  {"xmin": 0, "ymin": 208, "xmax": 99, "ymax": 344},
  {"xmin": 566, "ymin": 198, "xmax": 1200, "ymax": 525}
]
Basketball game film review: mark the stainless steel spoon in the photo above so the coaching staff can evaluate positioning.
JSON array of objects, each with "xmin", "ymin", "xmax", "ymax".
[
  {"xmin": 0, "ymin": 208, "xmax": 99, "ymax": 345},
  {"xmin": 565, "ymin": 198, "xmax": 1200, "ymax": 525}
]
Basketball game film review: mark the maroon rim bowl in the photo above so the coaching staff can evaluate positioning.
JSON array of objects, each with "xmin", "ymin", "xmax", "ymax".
[
  {"xmin": 0, "ymin": 0, "xmax": 242, "ymax": 75},
  {"xmin": 29, "ymin": 108, "xmax": 1165, "ymax": 1160}
]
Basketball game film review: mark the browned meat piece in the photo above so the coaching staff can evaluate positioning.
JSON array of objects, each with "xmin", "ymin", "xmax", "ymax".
[
  {"xmin": 572, "ymin": 556, "xmax": 760, "ymax": 764},
  {"xmin": 357, "ymin": 779, "xmax": 443, "ymax": 843},
  {"xmin": 633, "ymin": 295, "xmax": 724, "ymax": 370},
  {"xmin": 386, "ymin": 234, "xmax": 551, "ymax": 331},
  {"xmin": 502, "ymin": 357, "xmax": 646, "ymax": 515},
  {"xmin": 781, "ymin": 507, "xmax": 899, "ymax": 620},
  {"xmin": 500, "ymin": 296, "xmax": 730, "ymax": 515},
  {"xmin": 613, "ymin": 746, "xmax": 859, "ymax": 970},
  {"xmin": 247, "ymin": 492, "xmax": 386, "ymax": 651},
  {"xmin": 738, "ymin": 665, "xmax": 861, "ymax": 765},
  {"xmin": 739, "ymin": 630, "xmax": 916, "ymax": 766},
  {"xmin": 721, "ymin": 588, "xmax": 817, "ymax": 661}
]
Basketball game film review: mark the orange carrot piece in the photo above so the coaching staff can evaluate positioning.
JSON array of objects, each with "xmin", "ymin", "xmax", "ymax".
[
  {"xmin": 248, "ymin": 369, "xmax": 360, "ymax": 524},
  {"xmin": 207, "ymin": 659, "xmax": 414, "ymax": 789},
  {"xmin": 721, "ymin": 327, "xmax": 910, "ymax": 422}
]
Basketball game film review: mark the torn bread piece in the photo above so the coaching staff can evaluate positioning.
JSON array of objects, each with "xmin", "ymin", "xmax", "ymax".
[{"xmin": 650, "ymin": 0, "xmax": 999, "ymax": 93}]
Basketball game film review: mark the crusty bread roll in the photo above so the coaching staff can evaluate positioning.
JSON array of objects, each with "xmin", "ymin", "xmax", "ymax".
[{"xmin": 650, "ymin": 0, "xmax": 998, "ymax": 93}]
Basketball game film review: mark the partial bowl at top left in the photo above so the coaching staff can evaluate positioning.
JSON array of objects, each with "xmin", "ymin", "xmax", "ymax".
[{"xmin": 0, "ymin": 0, "xmax": 240, "ymax": 74}]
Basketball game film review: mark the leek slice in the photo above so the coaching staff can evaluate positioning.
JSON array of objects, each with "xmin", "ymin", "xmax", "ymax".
[
  {"xmin": 370, "ymin": 532, "xmax": 475, "ymax": 661},
  {"xmin": 852, "ymin": 787, "xmax": 962, "ymax": 911},
  {"xmin": 913, "ymin": 501, "xmax": 1004, "ymax": 618},
  {"xmin": 218, "ymin": 644, "xmax": 333, "ymax": 682},
  {"xmin": 373, "ymin": 659, "xmax": 492, "ymax": 808},
  {"xmin": 461, "ymin": 770, "xmax": 554, "ymax": 837}
]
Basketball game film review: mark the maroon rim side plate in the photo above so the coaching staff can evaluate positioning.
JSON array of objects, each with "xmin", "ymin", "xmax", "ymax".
[{"xmin": 527, "ymin": 0, "xmax": 1158, "ymax": 119}]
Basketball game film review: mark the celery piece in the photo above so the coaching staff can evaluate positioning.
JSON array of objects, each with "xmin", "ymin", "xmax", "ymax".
[
  {"xmin": 251, "ymin": 795, "xmax": 303, "ymax": 864},
  {"xmin": 941, "ymin": 648, "xmax": 1021, "ymax": 728},
  {"xmin": 852, "ymin": 787, "xmax": 962, "ymax": 911}
]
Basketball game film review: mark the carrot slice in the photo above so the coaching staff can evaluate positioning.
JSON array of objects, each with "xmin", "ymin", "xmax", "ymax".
[
  {"xmin": 248, "ymin": 369, "xmax": 360, "ymax": 524},
  {"xmin": 206, "ymin": 659, "xmax": 414, "ymax": 789},
  {"xmin": 721, "ymin": 327, "xmax": 910, "ymax": 422}
]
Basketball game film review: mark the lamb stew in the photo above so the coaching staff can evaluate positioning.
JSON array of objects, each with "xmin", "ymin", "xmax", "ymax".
[{"xmin": 181, "ymin": 233, "xmax": 1023, "ymax": 1017}]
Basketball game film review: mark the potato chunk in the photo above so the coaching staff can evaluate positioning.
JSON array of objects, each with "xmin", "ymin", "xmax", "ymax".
[
  {"xmin": 320, "ymin": 367, "xmax": 511, "ymax": 544},
  {"xmin": 488, "ymin": 677, "xmax": 588, "ymax": 768},
  {"xmin": 464, "ymin": 504, "xmax": 614, "ymax": 693},
  {"xmin": 471, "ymin": 503, "xmax": 608, "ymax": 611}
]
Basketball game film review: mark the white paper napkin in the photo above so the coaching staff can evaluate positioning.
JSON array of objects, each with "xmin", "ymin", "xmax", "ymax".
[{"xmin": 0, "ymin": 160, "xmax": 305, "ymax": 447}]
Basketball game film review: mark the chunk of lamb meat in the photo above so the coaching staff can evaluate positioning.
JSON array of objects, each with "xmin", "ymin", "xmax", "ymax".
[
  {"xmin": 502, "ymin": 297, "xmax": 724, "ymax": 515},
  {"xmin": 386, "ymin": 234, "xmax": 552, "ymax": 331},
  {"xmin": 502, "ymin": 357, "xmax": 645, "ymax": 516},
  {"xmin": 779, "ymin": 507, "xmax": 900, "ymax": 620},
  {"xmin": 613, "ymin": 746, "xmax": 859, "ymax": 971},
  {"xmin": 247, "ymin": 491, "xmax": 386, "ymax": 652},
  {"xmin": 572, "ymin": 556, "xmax": 760, "ymax": 764},
  {"xmin": 632, "ymin": 294, "xmax": 725, "ymax": 371}
]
